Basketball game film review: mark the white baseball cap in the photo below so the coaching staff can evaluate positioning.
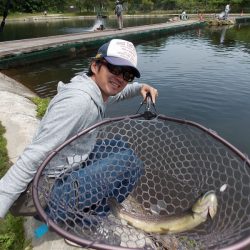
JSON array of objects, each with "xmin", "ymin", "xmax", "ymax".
[{"xmin": 95, "ymin": 39, "xmax": 140, "ymax": 78}]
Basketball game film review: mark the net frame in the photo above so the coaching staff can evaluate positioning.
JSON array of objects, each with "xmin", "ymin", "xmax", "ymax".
[{"xmin": 32, "ymin": 112, "xmax": 250, "ymax": 250}]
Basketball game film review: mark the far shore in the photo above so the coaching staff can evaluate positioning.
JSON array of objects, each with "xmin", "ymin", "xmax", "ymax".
[
  {"xmin": 5, "ymin": 12, "xmax": 247, "ymax": 23},
  {"xmin": 6, "ymin": 13, "xmax": 178, "ymax": 23}
]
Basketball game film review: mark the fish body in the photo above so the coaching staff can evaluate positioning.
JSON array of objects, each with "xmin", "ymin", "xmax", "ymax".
[{"xmin": 108, "ymin": 190, "xmax": 218, "ymax": 234}]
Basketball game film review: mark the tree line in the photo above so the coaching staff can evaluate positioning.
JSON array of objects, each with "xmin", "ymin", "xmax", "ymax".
[{"xmin": 0, "ymin": 0, "xmax": 249, "ymax": 15}]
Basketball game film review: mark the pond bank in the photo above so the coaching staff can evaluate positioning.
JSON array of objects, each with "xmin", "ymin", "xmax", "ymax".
[{"xmin": 0, "ymin": 73, "xmax": 82, "ymax": 249}]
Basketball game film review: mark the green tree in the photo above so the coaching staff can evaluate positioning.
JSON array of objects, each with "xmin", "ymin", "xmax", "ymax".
[
  {"xmin": 1, "ymin": 0, "xmax": 249, "ymax": 14},
  {"xmin": 141, "ymin": 0, "xmax": 154, "ymax": 11},
  {"xmin": 155, "ymin": 0, "xmax": 177, "ymax": 10}
]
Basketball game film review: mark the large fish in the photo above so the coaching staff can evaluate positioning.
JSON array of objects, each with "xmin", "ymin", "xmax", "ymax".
[{"xmin": 108, "ymin": 190, "xmax": 218, "ymax": 234}]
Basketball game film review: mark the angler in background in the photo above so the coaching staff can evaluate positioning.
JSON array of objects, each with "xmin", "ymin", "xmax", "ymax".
[
  {"xmin": 180, "ymin": 10, "xmax": 188, "ymax": 20},
  {"xmin": 0, "ymin": 0, "xmax": 13, "ymax": 32},
  {"xmin": 115, "ymin": 0, "xmax": 124, "ymax": 30},
  {"xmin": 225, "ymin": 4, "xmax": 230, "ymax": 19}
]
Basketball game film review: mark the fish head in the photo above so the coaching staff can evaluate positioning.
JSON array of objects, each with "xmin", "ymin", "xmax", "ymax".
[{"xmin": 192, "ymin": 190, "xmax": 218, "ymax": 219}]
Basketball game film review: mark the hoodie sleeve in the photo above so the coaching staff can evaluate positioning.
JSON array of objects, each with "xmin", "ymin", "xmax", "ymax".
[{"xmin": 0, "ymin": 92, "xmax": 96, "ymax": 218}]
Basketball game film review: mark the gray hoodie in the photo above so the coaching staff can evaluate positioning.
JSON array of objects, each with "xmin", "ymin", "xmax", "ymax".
[{"xmin": 0, "ymin": 73, "xmax": 142, "ymax": 218}]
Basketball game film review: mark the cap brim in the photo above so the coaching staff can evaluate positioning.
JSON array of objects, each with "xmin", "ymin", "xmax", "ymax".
[{"xmin": 104, "ymin": 56, "xmax": 140, "ymax": 78}]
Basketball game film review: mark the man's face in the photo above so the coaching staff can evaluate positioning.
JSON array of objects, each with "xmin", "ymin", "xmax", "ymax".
[{"xmin": 91, "ymin": 60, "xmax": 133, "ymax": 101}]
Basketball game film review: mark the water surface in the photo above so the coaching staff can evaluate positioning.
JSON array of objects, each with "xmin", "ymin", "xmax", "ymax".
[
  {"xmin": 2, "ymin": 23, "xmax": 250, "ymax": 156},
  {"xmin": 0, "ymin": 16, "xmax": 169, "ymax": 41}
]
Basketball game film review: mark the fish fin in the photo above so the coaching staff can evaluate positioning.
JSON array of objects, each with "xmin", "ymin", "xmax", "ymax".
[{"xmin": 107, "ymin": 197, "xmax": 123, "ymax": 218}]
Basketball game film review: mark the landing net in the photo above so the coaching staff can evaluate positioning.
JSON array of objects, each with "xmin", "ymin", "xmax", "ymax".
[{"xmin": 33, "ymin": 112, "xmax": 250, "ymax": 250}]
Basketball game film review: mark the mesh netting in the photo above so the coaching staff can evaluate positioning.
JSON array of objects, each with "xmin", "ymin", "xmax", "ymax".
[{"xmin": 33, "ymin": 114, "xmax": 250, "ymax": 250}]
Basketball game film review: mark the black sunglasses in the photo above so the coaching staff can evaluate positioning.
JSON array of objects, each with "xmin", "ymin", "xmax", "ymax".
[{"xmin": 101, "ymin": 61, "xmax": 135, "ymax": 82}]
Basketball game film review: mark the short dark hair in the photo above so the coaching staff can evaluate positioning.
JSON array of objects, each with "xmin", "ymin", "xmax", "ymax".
[{"xmin": 86, "ymin": 59, "xmax": 103, "ymax": 76}]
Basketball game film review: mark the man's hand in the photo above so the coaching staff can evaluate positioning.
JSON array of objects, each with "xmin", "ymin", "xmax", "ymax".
[{"xmin": 140, "ymin": 84, "xmax": 158, "ymax": 104}]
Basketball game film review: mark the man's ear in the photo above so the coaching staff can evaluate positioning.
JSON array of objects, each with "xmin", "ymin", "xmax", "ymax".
[{"xmin": 91, "ymin": 61, "xmax": 101, "ymax": 75}]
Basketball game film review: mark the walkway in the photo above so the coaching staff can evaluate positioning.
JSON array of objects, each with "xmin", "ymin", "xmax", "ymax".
[{"xmin": 0, "ymin": 20, "xmax": 201, "ymax": 58}]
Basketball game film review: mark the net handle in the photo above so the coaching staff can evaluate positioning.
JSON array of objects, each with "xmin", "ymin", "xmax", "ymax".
[{"xmin": 136, "ymin": 92, "xmax": 157, "ymax": 119}]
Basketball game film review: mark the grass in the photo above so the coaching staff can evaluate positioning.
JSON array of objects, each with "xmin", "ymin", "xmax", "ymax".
[
  {"xmin": 31, "ymin": 97, "xmax": 50, "ymax": 119},
  {"xmin": 0, "ymin": 122, "xmax": 29, "ymax": 250},
  {"xmin": 0, "ymin": 124, "xmax": 9, "ymax": 177},
  {"xmin": 0, "ymin": 214, "xmax": 27, "ymax": 250}
]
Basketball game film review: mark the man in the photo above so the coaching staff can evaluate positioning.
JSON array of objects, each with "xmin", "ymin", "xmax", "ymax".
[
  {"xmin": 115, "ymin": 0, "xmax": 123, "ymax": 30},
  {"xmin": 225, "ymin": 4, "xmax": 230, "ymax": 19},
  {"xmin": 180, "ymin": 10, "xmax": 188, "ymax": 20},
  {"xmin": 0, "ymin": 39, "xmax": 158, "ymax": 219}
]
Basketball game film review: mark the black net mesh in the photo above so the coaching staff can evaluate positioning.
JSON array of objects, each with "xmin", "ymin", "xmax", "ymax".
[{"xmin": 34, "ymin": 115, "xmax": 250, "ymax": 250}]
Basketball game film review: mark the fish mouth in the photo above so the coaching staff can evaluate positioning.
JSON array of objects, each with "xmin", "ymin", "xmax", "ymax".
[
  {"xmin": 192, "ymin": 190, "xmax": 218, "ymax": 219},
  {"xmin": 207, "ymin": 193, "xmax": 218, "ymax": 219},
  {"xmin": 208, "ymin": 204, "xmax": 218, "ymax": 219},
  {"xmin": 203, "ymin": 190, "xmax": 216, "ymax": 198}
]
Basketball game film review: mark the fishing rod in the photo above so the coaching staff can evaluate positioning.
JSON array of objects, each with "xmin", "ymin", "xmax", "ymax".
[{"xmin": 0, "ymin": 0, "xmax": 13, "ymax": 32}]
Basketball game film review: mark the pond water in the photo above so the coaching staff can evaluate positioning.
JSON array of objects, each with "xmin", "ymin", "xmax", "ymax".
[
  {"xmin": 0, "ymin": 16, "xmax": 169, "ymax": 41},
  {"xmin": 2, "ymin": 23, "xmax": 250, "ymax": 156}
]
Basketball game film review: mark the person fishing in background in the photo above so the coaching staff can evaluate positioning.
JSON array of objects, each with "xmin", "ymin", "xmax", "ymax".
[
  {"xmin": 225, "ymin": 3, "xmax": 230, "ymax": 19},
  {"xmin": 0, "ymin": 0, "xmax": 13, "ymax": 32},
  {"xmin": 115, "ymin": 0, "xmax": 124, "ymax": 30},
  {"xmin": 180, "ymin": 10, "xmax": 188, "ymax": 20}
]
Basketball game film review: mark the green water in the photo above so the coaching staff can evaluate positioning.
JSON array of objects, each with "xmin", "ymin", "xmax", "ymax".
[
  {"xmin": 2, "ymin": 23, "xmax": 250, "ymax": 156},
  {"xmin": 0, "ymin": 16, "xmax": 169, "ymax": 41}
]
